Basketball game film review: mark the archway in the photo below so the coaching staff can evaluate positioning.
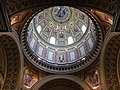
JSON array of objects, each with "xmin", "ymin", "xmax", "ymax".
[
  {"xmin": 100, "ymin": 32, "xmax": 120, "ymax": 89},
  {"xmin": 33, "ymin": 75, "xmax": 91, "ymax": 90},
  {"xmin": 0, "ymin": 32, "xmax": 23, "ymax": 90}
]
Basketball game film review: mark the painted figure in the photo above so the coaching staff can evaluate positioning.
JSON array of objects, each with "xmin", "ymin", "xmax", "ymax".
[
  {"xmin": 23, "ymin": 69, "xmax": 33, "ymax": 87},
  {"xmin": 59, "ymin": 54, "xmax": 64, "ymax": 62},
  {"xmin": 23, "ymin": 69, "xmax": 38, "ymax": 88},
  {"xmin": 86, "ymin": 69, "xmax": 100, "ymax": 87}
]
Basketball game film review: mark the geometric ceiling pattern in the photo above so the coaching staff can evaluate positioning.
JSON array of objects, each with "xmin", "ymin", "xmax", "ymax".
[
  {"xmin": 27, "ymin": 6, "xmax": 96, "ymax": 65},
  {"xmin": 28, "ymin": 6, "xmax": 89, "ymax": 46},
  {"xmin": 21, "ymin": 6, "xmax": 103, "ymax": 74}
]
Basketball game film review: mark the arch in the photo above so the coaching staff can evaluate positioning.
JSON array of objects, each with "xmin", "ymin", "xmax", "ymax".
[
  {"xmin": 100, "ymin": 32, "xmax": 120, "ymax": 90},
  {"xmin": 33, "ymin": 75, "xmax": 92, "ymax": 90},
  {"xmin": 67, "ymin": 36, "xmax": 74, "ymax": 45},
  {"xmin": 0, "ymin": 32, "xmax": 23, "ymax": 90}
]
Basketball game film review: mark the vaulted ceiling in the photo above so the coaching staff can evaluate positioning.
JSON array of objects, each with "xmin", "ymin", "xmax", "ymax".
[{"xmin": 0, "ymin": 0, "xmax": 120, "ymax": 90}]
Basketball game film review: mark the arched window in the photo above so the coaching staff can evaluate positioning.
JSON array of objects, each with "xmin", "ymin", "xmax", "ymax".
[
  {"xmin": 37, "ymin": 45, "xmax": 44, "ymax": 56},
  {"xmin": 69, "ymin": 51, "xmax": 75, "ymax": 61},
  {"xmin": 36, "ymin": 25, "xmax": 42, "ymax": 33},
  {"xmin": 30, "ymin": 37, "xmax": 35, "ymax": 48},
  {"xmin": 68, "ymin": 36, "xmax": 74, "ymax": 45},
  {"xmin": 81, "ymin": 25, "xmax": 87, "ymax": 33},
  {"xmin": 49, "ymin": 37, "xmax": 56, "ymax": 45},
  {"xmin": 80, "ymin": 46, "xmax": 85, "ymax": 57},
  {"xmin": 47, "ymin": 51, "xmax": 54, "ymax": 61},
  {"xmin": 88, "ymin": 38, "xmax": 93, "ymax": 48}
]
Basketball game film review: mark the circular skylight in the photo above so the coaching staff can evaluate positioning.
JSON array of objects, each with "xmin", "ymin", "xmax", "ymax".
[{"xmin": 21, "ymin": 6, "xmax": 103, "ymax": 74}]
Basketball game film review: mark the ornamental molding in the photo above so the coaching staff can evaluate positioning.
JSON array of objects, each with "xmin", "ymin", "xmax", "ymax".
[
  {"xmin": 100, "ymin": 32, "xmax": 120, "ymax": 90},
  {"xmin": 21, "ymin": 9, "xmax": 103, "ymax": 74},
  {"xmin": 6, "ymin": 0, "xmax": 118, "ymax": 16},
  {"xmin": 0, "ymin": 32, "xmax": 23, "ymax": 90},
  {"xmin": 33, "ymin": 75, "xmax": 91, "ymax": 90}
]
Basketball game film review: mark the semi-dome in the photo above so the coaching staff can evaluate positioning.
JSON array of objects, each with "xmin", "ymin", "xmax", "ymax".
[{"xmin": 21, "ymin": 6, "xmax": 103, "ymax": 74}]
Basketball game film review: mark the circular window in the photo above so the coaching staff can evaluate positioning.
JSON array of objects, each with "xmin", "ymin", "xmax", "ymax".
[{"xmin": 21, "ymin": 6, "xmax": 103, "ymax": 74}]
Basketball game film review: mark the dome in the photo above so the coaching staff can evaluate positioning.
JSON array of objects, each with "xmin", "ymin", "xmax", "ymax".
[
  {"xmin": 28, "ymin": 6, "xmax": 90, "ymax": 47},
  {"xmin": 21, "ymin": 6, "xmax": 103, "ymax": 74}
]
